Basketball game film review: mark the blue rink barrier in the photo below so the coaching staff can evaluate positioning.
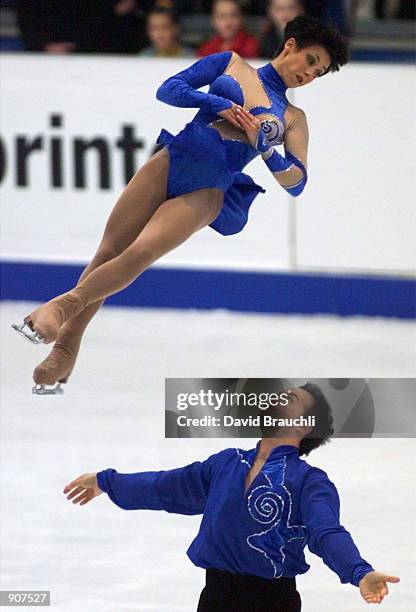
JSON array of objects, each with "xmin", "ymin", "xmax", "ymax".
[{"xmin": 1, "ymin": 260, "xmax": 415, "ymax": 319}]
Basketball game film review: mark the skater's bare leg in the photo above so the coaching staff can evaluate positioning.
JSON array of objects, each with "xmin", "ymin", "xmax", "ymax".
[
  {"xmin": 32, "ymin": 149, "xmax": 170, "ymax": 383},
  {"xmin": 73, "ymin": 188, "xmax": 223, "ymax": 302},
  {"xmin": 28, "ymin": 187, "xmax": 223, "ymax": 343}
]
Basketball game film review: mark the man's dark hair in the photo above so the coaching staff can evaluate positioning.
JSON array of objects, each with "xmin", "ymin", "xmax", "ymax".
[
  {"xmin": 276, "ymin": 15, "xmax": 349, "ymax": 73},
  {"xmin": 148, "ymin": 6, "xmax": 180, "ymax": 26},
  {"xmin": 298, "ymin": 382, "xmax": 334, "ymax": 456}
]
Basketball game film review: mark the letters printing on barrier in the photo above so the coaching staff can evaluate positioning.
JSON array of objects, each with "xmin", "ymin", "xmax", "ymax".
[{"xmin": 0, "ymin": 115, "xmax": 145, "ymax": 189}]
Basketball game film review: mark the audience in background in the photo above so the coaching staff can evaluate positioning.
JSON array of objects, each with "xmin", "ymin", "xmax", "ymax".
[
  {"xmin": 260, "ymin": 0, "xmax": 304, "ymax": 58},
  {"xmin": 75, "ymin": 0, "xmax": 148, "ymax": 54},
  {"xmin": 158, "ymin": 0, "xmax": 199, "ymax": 12},
  {"xmin": 198, "ymin": 0, "xmax": 260, "ymax": 57},
  {"xmin": 15, "ymin": 0, "xmax": 76, "ymax": 52},
  {"xmin": 197, "ymin": 0, "xmax": 263, "ymax": 13},
  {"xmin": 374, "ymin": 0, "xmax": 415, "ymax": 19},
  {"xmin": 139, "ymin": 6, "xmax": 194, "ymax": 56},
  {"xmin": 4, "ymin": 0, "xmax": 415, "ymax": 57},
  {"xmin": 303, "ymin": 0, "xmax": 348, "ymax": 35},
  {"xmin": 395, "ymin": 0, "xmax": 415, "ymax": 18},
  {"xmin": 14, "ymin": 0, "xmax": 152, "ymax": 53}
]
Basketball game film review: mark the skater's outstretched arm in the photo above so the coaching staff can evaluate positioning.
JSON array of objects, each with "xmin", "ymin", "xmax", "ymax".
[
  {"xmin": 64, "ymin": 455, "xmax": 219, "ymax": 515},
  {"xmin": 235, "ymin": 105, "xmax": 308, "ymax": 196},
  {"xmin": 302, "ymin": 472, "xmax": 400, "ymax": 604},
  {"xmin": 156, "ymin": 51, "xmax": 241, "ymax": 125}
]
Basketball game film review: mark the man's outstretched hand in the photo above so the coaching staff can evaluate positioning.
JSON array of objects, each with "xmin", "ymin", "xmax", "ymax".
[
  {"xmin": 359, "ymin": 571, "xmax": 400, "ymax": 604},
  {"xmin": 63, "ymin": 473, "xmax": 103, "ymax": 506}
]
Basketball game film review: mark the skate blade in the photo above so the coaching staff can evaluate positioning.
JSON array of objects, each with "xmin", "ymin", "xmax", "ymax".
[
  {"xmin": 32, "ymin": 383, "xmax": 64, "ymax": 395},
  {"xmin": 11, "ymin": 322, "xmax": 44, "ymax": 345}
]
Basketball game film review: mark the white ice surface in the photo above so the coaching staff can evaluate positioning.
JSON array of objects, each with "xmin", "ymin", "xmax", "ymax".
[{"xmin": 1, "ymin": 302, "xmax": 415, "ymax": 611}]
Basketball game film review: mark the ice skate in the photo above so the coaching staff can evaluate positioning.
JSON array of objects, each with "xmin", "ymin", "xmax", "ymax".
[
  {"xmin": 31, "ymin": 337, "xmax": 80, "ymax": 396},
  {"xmin": 12, "ymin": 291, "xmax": 87, "ymax": 345},
  {"xmin": 32, "ymin": 382, "xmax": 64, "ymax": 395},
  {"xmin": 11, "ymin": 319, "xmax": 45, "ymax": 344}
]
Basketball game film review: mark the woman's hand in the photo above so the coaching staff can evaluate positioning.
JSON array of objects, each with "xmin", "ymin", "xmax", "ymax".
[
  {"xmin": 217, "ymin": 104, "xmax": 247, "ymax": 130},
  {"xmin": 217, "ymin": 105, "xmax": 268, "ymax": 151},
  {"xmin": 63, "ymin": 472, "xmax": 103, "ymax": 506},
  {"xmin": 359, "ymin": 571, "xmax": 400, "ymax": 604},
  {"xmin": 234, "ymin": 106, "xmax": 262, "ymax": 148}
]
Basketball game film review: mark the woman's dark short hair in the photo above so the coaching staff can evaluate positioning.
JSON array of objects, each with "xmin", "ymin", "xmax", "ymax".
[
  {"xmin": 276, "ymin": 15, "xmax": 349, "ymax": 73},
  {"xmin": 299, "ymin": 382, "xmax": 334, "ymax": 456}
]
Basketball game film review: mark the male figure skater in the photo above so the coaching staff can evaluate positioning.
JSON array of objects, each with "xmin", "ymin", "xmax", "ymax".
[{"xmin": 64, "ymin": 384, "xmax": 399, "ymax": 611}]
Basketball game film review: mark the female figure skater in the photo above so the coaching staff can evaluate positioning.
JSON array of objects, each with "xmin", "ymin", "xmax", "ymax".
[
  {"xmin": 63, "ymin": 384, "xmax": 400, "ymax": 610},
  {"xmin": 13, "ymin": 17, "xmax": 348, "ymax": 393}
]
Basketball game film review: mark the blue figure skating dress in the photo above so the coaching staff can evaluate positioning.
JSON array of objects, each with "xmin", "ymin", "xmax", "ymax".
[{"xmin": 156, "ymin": 51, "xmax": 309, "ymax": 236}]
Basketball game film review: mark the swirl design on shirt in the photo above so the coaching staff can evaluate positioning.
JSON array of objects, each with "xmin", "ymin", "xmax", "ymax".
[
  {"xmin": 236, "ymin": 453, "xmax": 307, "ymax": 578},
  {"xmin": 248, "ymin": 485, "xmax": 283, "ymax": 525}
]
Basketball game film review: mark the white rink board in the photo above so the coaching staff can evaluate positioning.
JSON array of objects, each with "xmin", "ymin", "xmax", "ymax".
[
  {"xmin": 0, "ymin": 55, "xmax": 414, "ymax": 273},
  {"xmin": 294, "ymin": 63, "xmax": 416, "ymax": 272}
]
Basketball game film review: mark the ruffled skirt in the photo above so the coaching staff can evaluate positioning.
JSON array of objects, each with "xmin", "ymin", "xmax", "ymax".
[{"xmin": 157, "ymin": 123, "xmax": 265, "ymax": 236}]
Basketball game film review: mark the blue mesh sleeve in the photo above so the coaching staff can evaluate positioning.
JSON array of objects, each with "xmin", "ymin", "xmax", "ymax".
[
  {"xmin": 156, "ymin": 51, "xmax": 234, "ymax": 115},
  {"xmin": 264, "ymin": 149, "xmax": 308, "ymax": 196}
]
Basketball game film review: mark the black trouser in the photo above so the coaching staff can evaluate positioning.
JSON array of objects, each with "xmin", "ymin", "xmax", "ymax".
[{"xmin": 197, "ymin": 569, "xmax": 302, "ymax": 612}]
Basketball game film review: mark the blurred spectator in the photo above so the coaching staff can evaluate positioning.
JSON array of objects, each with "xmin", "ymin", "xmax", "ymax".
[
  {"xmin": 197, "ymin": 0, "xmax": 262, "ymax": 13},
  {"xmin": 139, "ymin": 6, "xmax": 194, "ymax": 56},
  {"xmin": 396, "ymin": 0, "xmax": 415, "ymax": 19},
  {"xmin": 375, "ymin": 0, "xmax": 415, "ymax": 19},
  {"xmin": 165, "ymin": 0, "xmax": 199, "ymax": 12},
  {"xmin": 14, "ymin": 0, "xmax": 152, "ymax": 53},
  {"xmin": 147, "ymin": 1, "xmax": 206, "ymax": 14},
  {"xmin": 76, "ymin": 0, "xmax": 148, "ymax": 53},
  {"xmin": 198, "ymin": 0, "xmax": 260, "ymax": 57},
  {"xmin": 14, "ymin": 1, "xmax": 77, "ymax": 52},
  {"xmin": 303, "ymin": 1, "xmax": 349, "ymax": 36},
  {"xmin": 0, "ymin": 0, "xmax": 24, "ymax": 50},
  {"xmin": 260, "ymin": 0, "xmax": 305, "ymax": 58}
]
